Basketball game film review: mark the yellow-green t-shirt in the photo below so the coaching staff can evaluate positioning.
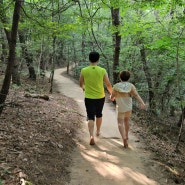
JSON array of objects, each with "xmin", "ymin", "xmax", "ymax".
[{"xmin": 81, "ymin": 66, "xmax": 106, "ymax": 99}]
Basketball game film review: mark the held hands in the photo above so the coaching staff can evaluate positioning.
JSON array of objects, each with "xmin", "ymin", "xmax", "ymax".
[{"xmin": 110, "ymin": 94, "xmax": 115, "ymax": 101}]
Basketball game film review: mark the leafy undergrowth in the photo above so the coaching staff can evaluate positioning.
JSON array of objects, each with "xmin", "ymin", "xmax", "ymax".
[
  {"xmin": 131, "ymin": 108, "xmax": 185, "ymax": 184},
  {"xmin": 0, "ymin": 77, "xmax": 81, "ymax": 185}
]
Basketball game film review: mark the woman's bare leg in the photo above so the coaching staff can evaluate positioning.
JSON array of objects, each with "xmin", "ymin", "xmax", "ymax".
[
  {"xmin": 117, "ymin": 118, "xmax": 125, "ymax": 144},
  {"xmin": 124, "ymin": 117, "xmax": 130, "ymax": 140}
]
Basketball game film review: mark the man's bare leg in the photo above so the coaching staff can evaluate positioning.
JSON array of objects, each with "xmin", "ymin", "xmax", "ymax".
[
  {"xmin": 96, "ymin": 117, "xmax": 102, "ymax": 136},
  {"xmin": 88, "ymin": 120, "xmax": 95, "ymax": 145}
]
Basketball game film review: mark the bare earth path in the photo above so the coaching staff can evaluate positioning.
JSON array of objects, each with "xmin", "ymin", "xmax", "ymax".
[{"xmin": 54, "ymin": 68, "xmax": 174, "ymax": 185}]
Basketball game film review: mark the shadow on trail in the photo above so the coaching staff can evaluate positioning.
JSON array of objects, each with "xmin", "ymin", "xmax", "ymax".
[{"xmin": 74, "ymin": 137, "xmax": 160, "ymax": 185}]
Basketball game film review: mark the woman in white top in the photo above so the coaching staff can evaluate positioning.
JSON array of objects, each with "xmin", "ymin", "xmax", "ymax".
[{"xmin": 110, "ymin": 70, "xmax": 145, "ymax": 148}]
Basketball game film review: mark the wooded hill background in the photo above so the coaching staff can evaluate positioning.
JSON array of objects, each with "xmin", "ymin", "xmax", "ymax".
[{"xmin": 0, "ymin": 1, "xmax": 184, "ymax": 146}]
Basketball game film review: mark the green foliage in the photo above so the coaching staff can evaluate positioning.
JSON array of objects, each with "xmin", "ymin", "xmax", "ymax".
[
  {"xmin": 146, "ymin": 36, "xmax": 174, "ymax": 50},
  {"xmin": 114, "ymin": 0, "xmax": 185, "ymax": 114},
  {"xmin": 73, "ymin": 61, "xmax": 88, "ymax": 78},
  {"xmin": 73, "ymin": 60, "xmax": 111, "ymax": 80},
  {"xmin": 1, "ymin": 0, "xmax": 185, "ymax": 116}
]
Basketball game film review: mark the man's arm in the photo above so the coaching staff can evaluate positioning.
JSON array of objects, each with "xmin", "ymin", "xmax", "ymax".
[
  {"xmin": 110, "ymin": 90, "xmax": 116, "ymax": 101},
  {"xmin": 103, "ymin": 73, "xmax": 112, "ymax": 94},
  {"xmin": 79, "ymin": 74, "xmax": 85, "ymax": 91}
]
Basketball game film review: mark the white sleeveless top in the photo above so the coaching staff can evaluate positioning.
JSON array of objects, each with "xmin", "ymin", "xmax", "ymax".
[{"xmin": 113, "ymin": 82, "xmax": 137, "ymax": 112}]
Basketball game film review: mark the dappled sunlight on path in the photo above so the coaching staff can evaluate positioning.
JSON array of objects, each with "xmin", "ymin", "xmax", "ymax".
[{"xmin": 69, "ymin": 134, "xmax": 160, "ymax": 185}]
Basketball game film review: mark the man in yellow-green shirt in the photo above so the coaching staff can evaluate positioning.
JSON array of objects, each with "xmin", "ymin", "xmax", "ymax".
[{"xmin": 79, "ymin": 51, "xmax": 112, "ymax": 145}]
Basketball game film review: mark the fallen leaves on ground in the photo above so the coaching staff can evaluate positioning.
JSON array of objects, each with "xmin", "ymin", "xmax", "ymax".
[
  {"xmin": 131, "ymin": 109, "xmax": 185, "ymax": 184},
  {"xmin": 0, "ymin": 78, "xmax": 81, "ymax": 185}
]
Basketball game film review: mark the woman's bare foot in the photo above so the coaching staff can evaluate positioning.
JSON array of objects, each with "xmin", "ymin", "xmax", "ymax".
[
  {"xmin": 123, "ymin": 139, "xmax": 128, "ymax": 148},
  {"xmin": 96, "ymin": 130, "xmax": 100, "ymax": 136}
]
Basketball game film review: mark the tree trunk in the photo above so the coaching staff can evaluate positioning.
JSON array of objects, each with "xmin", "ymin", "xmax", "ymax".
[
  {"xmin": 0, "ymin": 2, "xmax": 11, "ymax": 63},
  {"xmin": 111, "ymin": 7, "xmax": 122, "ymax": 84},
  {"xmin": 139, "ymin": 44, "xmax": 155, "ymax": 111},
  {"xmin": 176, "ymin": 106, "xmax": 184, "ymax": 151},
  {"xmin": 18, "ymin": 0, "xmax": 36, "ymax": 81},
  {"xmin": 18, "ymin": 31, "xmax": 36, "ymax": 80},
  {"xmin": 0, "ymin": 0, "xmax": 22, "ymax": 114},
  {"xmin": 177, "ymin": 107, "xmax": 185, "ymax": 127},
  {"xmin": 1, "ymin": 31, "xmax": 8, "ymax": 63},
  {"xmin": 49, "ymin": 36, "xmax": 56, "ymax": 93},
  {"xmin": 12, "ymin": 58, "xmax": 21, "ymax": 85}
]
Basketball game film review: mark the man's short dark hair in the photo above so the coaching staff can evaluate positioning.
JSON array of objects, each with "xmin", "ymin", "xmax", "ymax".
[
  {"xmin": 89, "ymin": 51, "xmax": 100, "ymax": 63},
  {"xmin": 120, "ymin": 70, "xmax": 130, "ymax": 81}
]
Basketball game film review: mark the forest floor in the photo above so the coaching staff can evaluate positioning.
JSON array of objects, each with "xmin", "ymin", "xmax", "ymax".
[{"xmin": 0, "ymin": 69, "xmax": 185, "ymax": 185}]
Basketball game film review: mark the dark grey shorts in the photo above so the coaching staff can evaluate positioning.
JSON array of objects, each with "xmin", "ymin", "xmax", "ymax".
[{"xmin": 85, "ymin": 97, "xmax": 105, "ymax": 121}]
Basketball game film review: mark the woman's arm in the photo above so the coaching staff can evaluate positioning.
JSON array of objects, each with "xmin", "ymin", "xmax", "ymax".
[
  {"xmin": 131, "ymin": 85, "xmax": 146, "ymax": 109},
  {"xmin": 134, "ymin": 93, "xmax": 146, "ymax": 109}
]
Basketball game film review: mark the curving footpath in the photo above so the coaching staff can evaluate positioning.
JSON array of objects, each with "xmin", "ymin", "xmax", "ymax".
[{"xmin": 54, "ymin": 68, "xmax": 171, "ymax": 185}]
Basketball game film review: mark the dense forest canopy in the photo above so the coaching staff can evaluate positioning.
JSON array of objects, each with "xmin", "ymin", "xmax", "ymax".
[{"xmin": 0, "ymin": 0, "xmax": 185, "ymax": 121}]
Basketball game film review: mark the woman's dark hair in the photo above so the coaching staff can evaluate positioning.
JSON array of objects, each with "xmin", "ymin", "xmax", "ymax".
[
  {"xmin": 89, "ymin": 51, "xmax": 100, "ymax": 63},
  {"xmin": 119, "ymin": 70, "xmax": 130, "ymax": 81}
]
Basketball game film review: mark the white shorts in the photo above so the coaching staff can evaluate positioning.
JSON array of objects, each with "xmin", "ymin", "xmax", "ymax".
[{"xmin": 117, "ymin": 110, "xmax": 131, "ymax": 119}]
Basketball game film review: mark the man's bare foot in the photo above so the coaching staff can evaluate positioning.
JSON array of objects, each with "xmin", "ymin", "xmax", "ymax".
[
  {"xmin": 123, "ymin": 139, "xmax": 128, "ymax": 148},
  {"xmin": 90, "ymin": 137, "xmax": 95, "ymax": 145}
]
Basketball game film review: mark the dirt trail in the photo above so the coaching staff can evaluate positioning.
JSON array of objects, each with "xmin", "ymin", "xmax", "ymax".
[{"xmin": 54, "ymin": 68, "xmax": 171, "ymax": 185}]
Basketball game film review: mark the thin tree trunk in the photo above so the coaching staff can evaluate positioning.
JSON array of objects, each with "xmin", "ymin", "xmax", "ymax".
[
  {"xmin": 18, "ymin": 0, "xmax": 36, "ymax": 81},
  {"xmin": 49, "ymin": 0, "xmax": 58, "ymax": 93},
  {"xmin": 139, "ymin": 43, "xmax": 155, "ymax": 111},
  {"xmin": 12, "ymin": 58, "xmax": 21, "ymax": 85},
  {"xmin": 77, "ymin": 0, "xmax": 86, "ymax": 60},
  {"xmin": 175, "ymin": 28, "xmax": 185, "ymax": 150},
  {"xmin": 1, "ymin": 30, "xmax": 8, "ymax": 63},
  {"xmin": 49, "ymin": 36, "xmax": 56, "ymax": 93},
  {"xmin": 0, "ymin": 0, "xmax": 22, "ymax": 114},
  {"xmin": 0, "ymin": 1, "xmax": 11, "ymax": 62},
  {"xmin": 111, "ymin": 7, "xmax": 121, "ymax": 84},
  {"xmin": 19, "ymin": 31, "xmax": 36, "ymax": 80}
]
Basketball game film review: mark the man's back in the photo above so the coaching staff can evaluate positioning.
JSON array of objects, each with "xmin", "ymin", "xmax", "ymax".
[{"xmin": 82, "ymin": 66, "xmax": 106, "ymax": 99}]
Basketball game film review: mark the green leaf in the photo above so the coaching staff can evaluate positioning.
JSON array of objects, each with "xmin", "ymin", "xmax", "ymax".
[{"xmin": 146, "ymin": 36, "xmax": 173, "ymax": 50}]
